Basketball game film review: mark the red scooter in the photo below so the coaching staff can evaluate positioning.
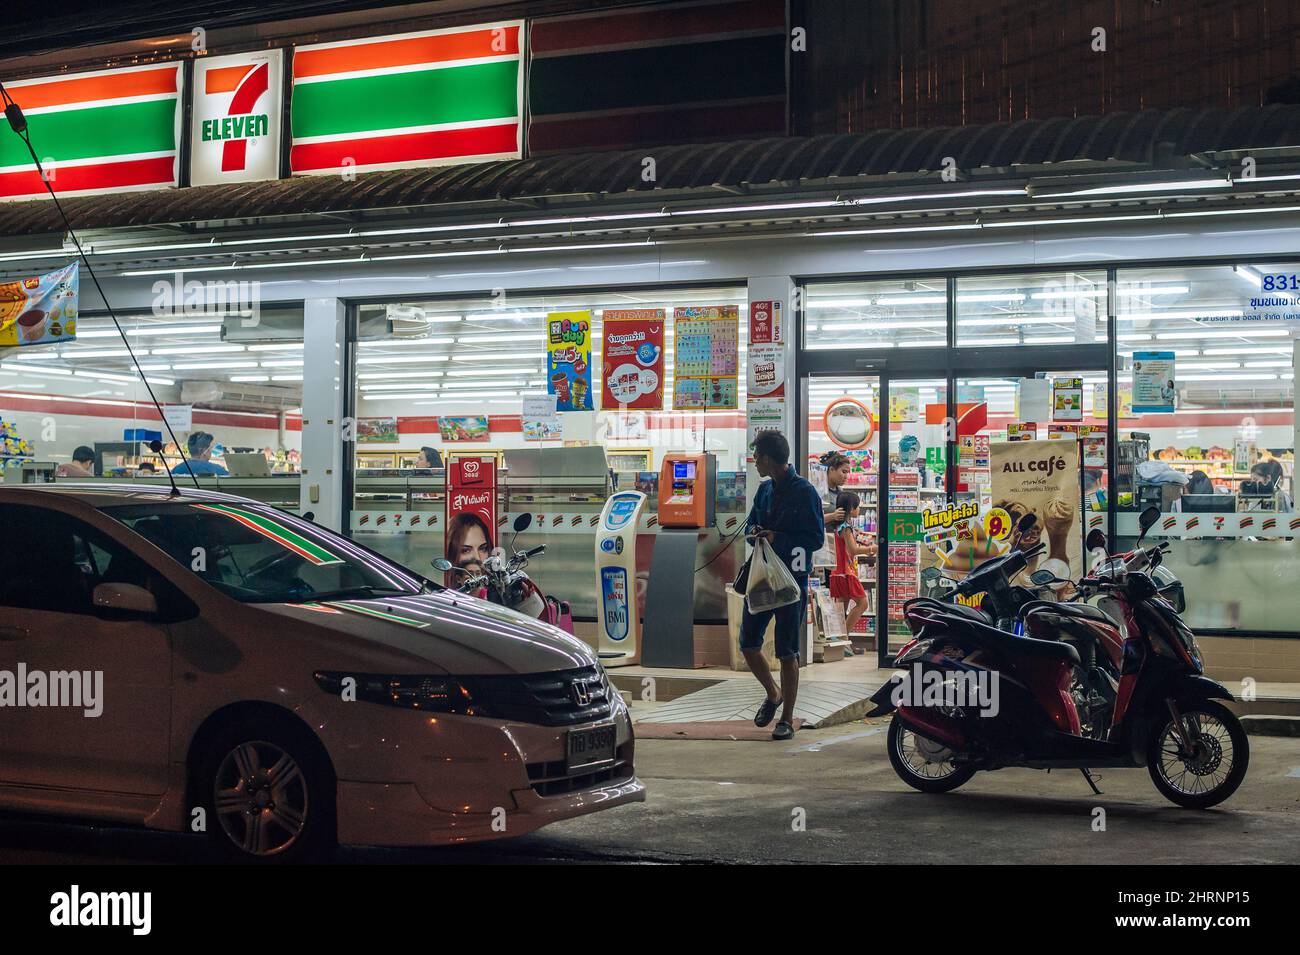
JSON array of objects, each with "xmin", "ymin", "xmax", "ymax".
[{"xmin": 869, "ymin": 506, "xmax": 1249, "ymax": 809}]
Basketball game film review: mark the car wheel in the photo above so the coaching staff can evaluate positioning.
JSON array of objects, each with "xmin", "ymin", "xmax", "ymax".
[{"xmin": 196, "ymin": 715, "xmax": 336, "ymax": 862}]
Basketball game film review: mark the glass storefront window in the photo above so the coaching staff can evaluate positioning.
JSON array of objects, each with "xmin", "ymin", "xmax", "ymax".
[
  {"xmin": 0, "ymin": 304, "xmax": 303, "ymax": 506},
  {"xmin": 956, "ymin": 270, "xmax": 1108, "ymax": 346},
  {"xmin": 804, "ymin": 277, "xmax": 947, "ymax": 350},
  {"xmin": 1115, "ymin": 263, "xmax": 1297, "ymax": 633},
  {"xmin": 349, "ymin": 284, "xmax": 748, "ymax": 620}
]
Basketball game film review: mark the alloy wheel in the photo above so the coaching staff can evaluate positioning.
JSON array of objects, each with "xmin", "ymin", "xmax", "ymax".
[{"xmin": 214, "ymin": 740, "xmax": 310, "ymax": 857}]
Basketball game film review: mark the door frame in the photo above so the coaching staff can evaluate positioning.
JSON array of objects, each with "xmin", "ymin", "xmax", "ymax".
[{"xmin": 796, "ymin": 342, "xmax": 1115, "ymax": 666}]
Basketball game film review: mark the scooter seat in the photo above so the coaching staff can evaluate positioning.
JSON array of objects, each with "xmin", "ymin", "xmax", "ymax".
[
  {"xmin": 1021, "ymin": 600, "xmax": 1113, "ymax": 625},
  {"xmin": 931, "ymin": 611, "xmax": 1081, "ymax": 665},
  {"xmin": 905, "ymin": 596, "xmax": 991, "ymax": 625}
]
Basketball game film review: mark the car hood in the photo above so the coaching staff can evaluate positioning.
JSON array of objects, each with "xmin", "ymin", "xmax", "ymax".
[{"xmin": 258, "ymin": 590, "xmax": 597, "ymax": 676}]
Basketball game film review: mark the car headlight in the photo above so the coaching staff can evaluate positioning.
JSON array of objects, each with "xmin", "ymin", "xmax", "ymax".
[{"xmin": 314, "ymin": 671, "xmax": 487, "ymax": 715}]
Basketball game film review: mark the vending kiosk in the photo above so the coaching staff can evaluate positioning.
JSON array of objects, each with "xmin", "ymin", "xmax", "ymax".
[
  {"xmin": 643, "ymin": 452, "xmax": 717, "ymax": 668},
  {"xmin": 594, "ymin": 490, "xmax": 647, "ymax": 666}
]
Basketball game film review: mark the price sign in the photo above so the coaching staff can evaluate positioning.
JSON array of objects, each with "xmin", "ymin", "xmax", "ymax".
[{"xmin": 984, "ymin": 507, "xmax": 1012, "ymax": 542}]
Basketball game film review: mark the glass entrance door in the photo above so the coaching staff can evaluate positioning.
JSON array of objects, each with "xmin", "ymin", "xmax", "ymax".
[{"xmin": 805, "ymin": 374, "xmax": 950, "ymax": 665}]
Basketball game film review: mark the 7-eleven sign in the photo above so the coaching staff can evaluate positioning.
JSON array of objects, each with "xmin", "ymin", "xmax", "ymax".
[{"xmin": 190, "ymin": 50, "xmax": 283, "ymax": 186}]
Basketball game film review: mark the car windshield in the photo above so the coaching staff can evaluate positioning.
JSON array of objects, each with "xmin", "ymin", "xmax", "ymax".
[{"xmin": 101, "ymin": 500, "xmax": 432, "ymax": 604}]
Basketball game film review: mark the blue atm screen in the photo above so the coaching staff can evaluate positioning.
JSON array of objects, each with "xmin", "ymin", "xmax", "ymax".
[{"xmin": 673, "ymin": 461, "xmax": 697, "ymax": 480}]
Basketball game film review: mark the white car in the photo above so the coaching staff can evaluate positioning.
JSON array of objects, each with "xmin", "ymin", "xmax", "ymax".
[{"xmin": 0, "ymin": 484, "xmax": 643, "ymax": 861}]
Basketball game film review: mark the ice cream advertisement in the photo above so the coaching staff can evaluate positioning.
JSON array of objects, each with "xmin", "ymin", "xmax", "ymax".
[
  {"xmin": 989, "ymin": 438, "xmax": 1083, "ymax": 584},
  {"xmin": 600, "ymin": 309, "xmax": 663, "ymax": 409},
  {"xmin": 547, "ymin": 309, "xmax": 593, "ymax": 411},
  {"xmin": 0, "ymin": 261, "xmax": 79, "ymax": 348}
]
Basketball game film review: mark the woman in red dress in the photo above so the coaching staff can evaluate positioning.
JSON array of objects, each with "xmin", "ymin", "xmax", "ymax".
[{"xmin": 827, "ymin": 491, "xmax": 875, "ymax": 636}]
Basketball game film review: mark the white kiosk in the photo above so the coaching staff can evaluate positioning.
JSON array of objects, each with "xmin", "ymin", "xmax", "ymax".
[{"xmin": 595, "ymin": 489, "xmax": 647, "ymax": 666}]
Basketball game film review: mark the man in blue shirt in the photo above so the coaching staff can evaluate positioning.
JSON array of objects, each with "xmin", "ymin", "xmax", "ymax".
[
  {"xmin": 172, "ymin": 431, "xmax": 230, "ymax": 477},
  {"xmin": 742, "ymin": 430, "xmax": 825, "ymax": 740}
]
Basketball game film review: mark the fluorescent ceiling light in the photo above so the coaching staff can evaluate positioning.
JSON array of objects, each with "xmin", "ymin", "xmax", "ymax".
[
  {"xmin": 445, "ymin": 367, "xmax": 540, "ymax": 377},
  {"xmin": 1155, "ymin": 329, "xmax": 1290, "ymax": 340},
  {"xmin": 357, "ymin": 337, "xmax": 456, "ymax": 348},
  {"xmin": 229, "ymin": 375, "xmax": 270, "ymax": 382},
  {"xmin": 258, "ymin": 359, "xmax": 305, "ymax": 368},
  {"xmin": 360, "ymin": 381, "xmax": 444, "ymax": 391},
  {"xmin": 461, "ymin": 312, "xmax": 547, "ymax": 322},
  {"xmin": 357, "ymin": 355, "xmax": 453, "ymax": 365},
  {"xmin": 874, "ymin": 295, "xmax": 946, "ymax": 305},
  {"xmin": 246, "ymin": 343, "xmax": 305, "ymax": 352},
  {"xmin": 1035, "ymin": 178, "xmax": 1230, "ymax": 198},
  {"xmin": 271, "ymin": 374, "xmax": 303, "ymax": 381},
  {"xmin": 814, "ymin": 223, "xmax": 982, "ymax": 238},
  {"xmin": 170, "ymin": 360, "xmax": 259, "ymax": 370},
  {"xmin": 450, "ymin": 351, "xmax": 538, "ymax": 362},
  {"xmin": 120, "ymin": 257, "xmax": 363, "ymax": 276},
  {"xmin": 152, "ymin": 344, "xmax": 245, "ymax": 355},
  {"xmin": 0, "ymin": 363, "xmax": 72, "ymax": 376},
  {"xmin": 126, "ymin": 324, "xmax": 223, "ymax": 337},
  {"xmin": 357, "ymin": 370, "xmax": 450, "ymax": 380}
]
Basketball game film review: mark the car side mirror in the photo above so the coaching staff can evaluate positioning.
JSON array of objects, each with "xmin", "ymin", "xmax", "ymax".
[{"xmin": 93, "ymin": 582, "xmax": 158, "ymax": 616}]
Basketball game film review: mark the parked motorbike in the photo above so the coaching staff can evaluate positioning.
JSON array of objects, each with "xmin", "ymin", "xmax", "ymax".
[
  {"xmin": 870, "ymin": 505, "xmax": 1249, "ymax": 809},
  {"xmin": 433, "ymin": 513, "xmax": 575, "ymax": 633}
]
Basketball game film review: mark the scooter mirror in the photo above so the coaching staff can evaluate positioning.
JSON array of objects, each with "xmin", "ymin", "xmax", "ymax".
[
  {"xmin": 1029, "ymin": 569, "xmax": 1057, "ymax": 586},
  {"xmin": 513, "ymin": 512, "xmax": 533, "ymax": 533},
  {"xmin": 920, "ymin": 566, "xmax": 942, "ymax": 582},
  {"xmin": 431, "ymin": 558, "xmax": 453, "ymax": 572},
  {"xmin": 1085, "ymin": 528, "xmax": 1107, "ymax": 552},
  {"xmin": 1017, "ymin": 512, "xmax": 1038, "ymax": 533},
  {"xmin": 1137, "ymin": 504, "xmax": 1161, "ymax": 543}
]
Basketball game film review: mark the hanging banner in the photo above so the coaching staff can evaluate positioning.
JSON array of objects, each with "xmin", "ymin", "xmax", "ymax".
[
  {"xmin": 0, "ymin": 63, "xmax": 184, "ymax": 201},
  {"xmin": 547, "ymin": 310, "xmax": 593, "ymax": 411},
  {"xmin": 990, "ymin": 438, "xmax": 1083, "ymax": 584},
  {"xmin": 522, "ymin": 395, "xmax": 562, "ymax": 441},
  {"xmin": 290, "ymin": 21, "xmax": 524, "ymax": 176},
  {"xmin": 445, "ymin": 456, "xmax": 497, "ymax": 583},
  {"xmin": 749, "ymin": 299, "xmax": 782, "ymax": 343},
  {"xmin": 746, "ymin": 343, "xmax": 785, "ymax": 399},
  {"xmin": 890, "ymin": 388, "xmax": 920, "ymax": 423},
  {"xmin": 1132, "ymin": 352, "xmax": 1177, "ymax": 414},
  {"xmin": 0, "ymin": 262, "xmax": 78, "ymax": 347},
  {"xmin": 191, "ymin": 50, "xmax": 284, "ymax": 186},
  {"xmin": 600, "ymin": 309, "xmax": 664, "ymax": 409},
  {"xmin": 673, "ymin": 305, "xmax": 739, "ymax": 409}
]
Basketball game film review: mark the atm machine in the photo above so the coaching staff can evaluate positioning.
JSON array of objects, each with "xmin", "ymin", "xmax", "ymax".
[
  {"xmin": 642, "ymin": 452, "xmax": 716, "ymax": 668},
  {"xmin": 594, "ymin": 489, "xmax": 647, "ymax": 666}
]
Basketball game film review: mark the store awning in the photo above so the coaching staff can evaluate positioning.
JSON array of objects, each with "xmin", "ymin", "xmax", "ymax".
[{"xmin": 3, "ymin": 104, "xmax": 1300, "ymax": 238}]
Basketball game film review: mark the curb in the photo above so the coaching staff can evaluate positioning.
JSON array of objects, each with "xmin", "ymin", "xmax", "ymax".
[{"xmin": 1240, "ymin": 714, "xmax": 1300, "ymax": 738}]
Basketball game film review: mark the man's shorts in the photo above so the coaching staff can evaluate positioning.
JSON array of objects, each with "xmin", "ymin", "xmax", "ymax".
[{"xmin": 739, "ymin": 576, "xmax": 808, "ymax": 662}]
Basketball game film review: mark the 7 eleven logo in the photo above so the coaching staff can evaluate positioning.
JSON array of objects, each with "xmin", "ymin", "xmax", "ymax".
[{"xmin": 191, "ymin": 51, "xmax": 282, "ymax": 186}]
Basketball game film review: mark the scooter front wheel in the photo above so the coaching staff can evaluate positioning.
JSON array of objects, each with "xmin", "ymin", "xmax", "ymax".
[
  {"xmin": 1147, "ymin": 700, "xmax": 1249, "ymax": 809},
  {"xmin": 887, "ymin": 715, "xmax": 976, "ymax": 794}
]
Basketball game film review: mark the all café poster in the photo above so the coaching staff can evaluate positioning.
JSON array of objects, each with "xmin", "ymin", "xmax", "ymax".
[
  {"xmin": 600, "ymin": 308, "xmax": 664, "ymax": 410},
  {"xmin": 546, "ymin": 310, "xmax": 593, "ymax": 411}
]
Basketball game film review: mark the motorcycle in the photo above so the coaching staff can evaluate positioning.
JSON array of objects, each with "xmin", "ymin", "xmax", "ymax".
[
  {"xmin": 869, "ymin": 505, "xmax": 1249, "ymax": 809},
  {"xmin": 433, "ymin": 513, "xmax": 575, "ymax": 634}
]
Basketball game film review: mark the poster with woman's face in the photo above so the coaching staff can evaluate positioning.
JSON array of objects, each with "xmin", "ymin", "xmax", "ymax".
[{"xmin": 445, "ymin": 456, "xmax": 497, "ymax": 583}]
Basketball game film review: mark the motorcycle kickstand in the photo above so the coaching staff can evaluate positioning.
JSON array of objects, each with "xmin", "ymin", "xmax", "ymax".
[{"xmin": 1080, "ymin": 768, "xmax": 1103, "ymax": 795}]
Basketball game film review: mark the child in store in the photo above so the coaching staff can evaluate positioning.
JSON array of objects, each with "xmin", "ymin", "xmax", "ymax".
[{"xmin": 828, "ymin": 491, "xmax": 876, "ymax": 643}]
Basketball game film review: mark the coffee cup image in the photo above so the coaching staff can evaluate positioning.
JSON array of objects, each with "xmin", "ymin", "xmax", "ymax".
[{"xmin": 18, "ymin": 309, "xmax": 48, "ymax": 342}]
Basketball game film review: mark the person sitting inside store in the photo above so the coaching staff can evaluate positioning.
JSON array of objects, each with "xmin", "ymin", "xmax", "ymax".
[
  {"xmin": 56, "ymin": 445, "xmax": 95, "ymax": 478},
  {"xmin": 1242, "ymin": 460, "xmax": 1292, "ymax": 511},
  {"xmin": 172, "ymin": 431, "xmax": 229, "ymax": 477},
  {"xmin": 417, "ymin": 446, "xmax": 444, "ymax": 469}
]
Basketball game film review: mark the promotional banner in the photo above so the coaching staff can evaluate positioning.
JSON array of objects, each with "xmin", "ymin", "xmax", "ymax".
[
  {"xmin": 356, "ymin": 417, "xmax": 399, "ymax": 443},
  {"xmin": 0, "ymin": 63, "xmax": 183, "ymax": 201},
  {"xmin": 673, "ymin": 305, "xmax": 739, "ymax": 409},
  {"xmin": 290, "ymin": 21, "xmax": 524, "ymax": 176},
  {"xmin": 0, "ymin": 262, "xmax": 78, "ymax": 347},
  {"xmin": 989, "ymin": 438, "xmax": 1083, "ymax": 584},
  {"xmin": 746, "ymin": 343, "xmax": 785, "ymax": 399},
  {"xmin": 547, "ymin": 310, "xmax": 593, "ymax": 411},
  {"xmin": 445, "ymin": 456, "xmax": 497, "ymax": 583},
  {"xmin": 600, "ymin": 309, "xmax": 664, "ymax": 409},
  {"xmin": 522, "ymin": 395, "xmax": 562, "ymax": 441},
  {"xmin": 191, "ymin": 50, "xmax": 284, "ymax": 186},
  {"xmin": 1052, "ymin": 377, "xmax": 1084, "ymax": 421},
  {"xmin": 438, "ymin": 416, "xmax": 490, "ymax": 442},
  {"xmin": 1132, "ymin": 351, "xmax": 1177, "ymax": 413}
]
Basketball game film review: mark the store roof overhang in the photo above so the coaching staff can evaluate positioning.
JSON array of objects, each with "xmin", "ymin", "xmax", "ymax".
[{"xmin": 4, "ymin": 105, "xmax": 1300, "ymax": 276}]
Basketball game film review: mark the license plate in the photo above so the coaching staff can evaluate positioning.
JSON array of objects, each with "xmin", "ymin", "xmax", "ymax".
[{"xmin": 566, "ymin": 723, "xmax": 617, "ymax": 772}]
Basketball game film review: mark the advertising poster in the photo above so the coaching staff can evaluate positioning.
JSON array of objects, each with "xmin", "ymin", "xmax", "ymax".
[
  {"xmin": 1008, "ymin": 422, "xmax": 1037, "ymax": 441},
  {"xmin": 1052, "ymin": 377, "xmax": 1084, "ymax": 421},
  {"xmin": 522, "ymin": 395, "xmax": 562, "ymax": 441},
  {"xmin": 989, "ymin": 438, "xmax": 1083, "ymax": 584},
  {"xmin": 438, "ymin": 415, "xmax": 490, "ymax": 442},
  {"xmin": 746, "ymin": 343, "xmax": 785, "ymax": 399},
  {"xmin": 356, "ymin": 417, "xmax": 399, "ymax": 443},
  {"xmin": 749, "ymin": 299, "xmax": 782, "ymax": 343},
  {"xmin": 0, "ymin": 262, "xmax": 78, "ymax": 347},
  {"xmin": 1094, "ymin": 383, "xmax": 1135, "ymax": 420},
  {"xmin": 1132, "ymin": 352, "xmax": 1176, "ymax": 413},
  {"xmin": 191, "ymin": 50, "xmax": 284, "ymax": 186},
  {"xmin": 745, "ymin": 397, "xmax": 785, "ymax": 461},
  {"xmin": 546, "ymin": 310, "xmax": 593, "ymax": 411},
  {"xmin": 444, "ymin": 455, "xmax": 497, "ymax": 584},
  {"xmin": 890, "ymin": 388, "xmax": 920, "ymax": 423},
  {"xmin": 673, "ymin": 305, "xmax": 739, "ymax": 409},
  {"xmin": 600, "ymin": 309, "xmax": 664, "ymax": 409}
]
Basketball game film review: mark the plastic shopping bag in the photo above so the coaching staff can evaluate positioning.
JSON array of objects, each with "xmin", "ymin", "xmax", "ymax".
[{"xmin": 744, "ymin": 538, "xmax": 802, "ymax": 614}]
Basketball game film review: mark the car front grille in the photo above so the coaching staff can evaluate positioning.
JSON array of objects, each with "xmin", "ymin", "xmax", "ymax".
[
  {"xmin": 526, "ymin": 741, "xmax": 635, "ymax": 797},
  {"xmin": 471, "ymin": 665, "xmax": 613, "ymax": 727}
]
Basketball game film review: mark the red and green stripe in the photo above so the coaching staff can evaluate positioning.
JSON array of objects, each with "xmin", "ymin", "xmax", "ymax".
[
  {"xmin": 0, "ymin": 63, "xmax": 181, "ymax": 201},
  {"xmin": 191, "ymin": 503, "xmax": 343, "ymax": 565},
  {"xmin": 290, "ymin": 22, "xmax": 523, "ymax": 176},
  {"xmin": 326, "ymin": 601, "xmax": 430, "ymax": 629}
]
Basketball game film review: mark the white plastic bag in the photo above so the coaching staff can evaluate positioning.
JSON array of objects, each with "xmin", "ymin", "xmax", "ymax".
[{"xmin": 745, "ymin": 538, "xmax": 802, "ymax": 614}]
